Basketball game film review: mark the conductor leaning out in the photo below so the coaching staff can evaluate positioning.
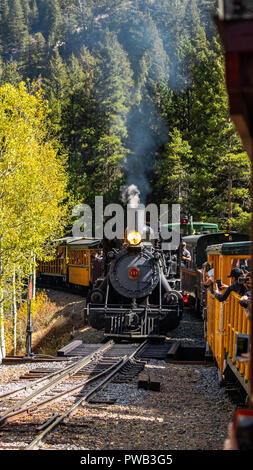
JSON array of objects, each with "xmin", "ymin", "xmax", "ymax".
[{"xmin": 214, "ymin": 268, "xmax": 246, "ymax": 302}]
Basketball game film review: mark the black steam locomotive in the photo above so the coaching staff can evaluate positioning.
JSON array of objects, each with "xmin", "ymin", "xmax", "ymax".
[{"xmin": 87, "ymin": 223, "xmax": 183, "ymax": 338}]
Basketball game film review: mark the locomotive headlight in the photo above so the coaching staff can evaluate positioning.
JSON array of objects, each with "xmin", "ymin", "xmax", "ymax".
[{"xmin": 127, "ymin": 231, "xmax": 142, "ymax": 245}]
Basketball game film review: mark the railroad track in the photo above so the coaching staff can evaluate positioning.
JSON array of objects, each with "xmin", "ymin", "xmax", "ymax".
[{"xmin": 0, "ymin": 341, "xmax": 147, "ymax": 450}]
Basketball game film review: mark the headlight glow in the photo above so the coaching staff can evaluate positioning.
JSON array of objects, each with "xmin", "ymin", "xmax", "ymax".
[{"xmin": 127, "ymin": 231, "xmax": 142, "ymax": 245}]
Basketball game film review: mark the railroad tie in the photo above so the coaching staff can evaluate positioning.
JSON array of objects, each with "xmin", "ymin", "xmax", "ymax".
[{"xmin": 137, "ymin": 373, "xmax": 160, "ymax": 392}]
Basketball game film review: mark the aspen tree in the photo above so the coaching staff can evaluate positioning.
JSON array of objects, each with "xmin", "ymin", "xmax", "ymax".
[{"xmin": 0, "ymin": 82, "xmax": 67, "ymax": 357}]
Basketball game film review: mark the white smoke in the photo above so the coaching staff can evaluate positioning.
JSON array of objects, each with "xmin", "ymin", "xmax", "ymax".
[{"xmin": 121, "ymin": 184, "xmax": 141, "ymax": 208}]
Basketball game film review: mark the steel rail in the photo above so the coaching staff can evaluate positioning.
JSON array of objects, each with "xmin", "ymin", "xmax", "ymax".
[
  {"xmin": 0, "ymin": 359, "xmax": 81, "ymax": 400},
  {"xmin": 0, "ymin": 345, "xmax": 115, "ymax": 401},
  {"xmin": 74, "ymin": 340, "xmax": 148, "ymax": 411},
  {"xmin": 2, "ymin": 355, "xmax": 125, "ymax": 425},
  {"xmin": 25, "ymin": 340, "xmax": 148, "ymax": 450},
  {"xmin": 0, "ymin": 341, "xmax": 114, "ymax": 426}
]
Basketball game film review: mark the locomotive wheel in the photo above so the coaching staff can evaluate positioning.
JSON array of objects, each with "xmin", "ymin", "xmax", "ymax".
[{"xmin": 87, "ymin": 308, "xmax": 105, "ymax": 330}]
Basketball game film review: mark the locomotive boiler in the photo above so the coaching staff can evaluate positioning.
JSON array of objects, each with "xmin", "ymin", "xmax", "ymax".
[{"xmin": 87, "ymin": 219, "xmax": 183, "ymax": 338}]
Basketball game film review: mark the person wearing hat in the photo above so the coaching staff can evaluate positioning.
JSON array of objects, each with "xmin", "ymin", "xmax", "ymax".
[{"xmin": 214, "ymin": 267, "xmax": 246, "ymax": 302}]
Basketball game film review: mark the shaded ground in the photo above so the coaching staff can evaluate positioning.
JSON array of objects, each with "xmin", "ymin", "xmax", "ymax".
[
  {"xmin": 1, "ymin": 289, "xmax": 236, "ymax": 451},
  {"xmin": 33, "ymin": 288, "xmax": 104, "ymax": 354}
]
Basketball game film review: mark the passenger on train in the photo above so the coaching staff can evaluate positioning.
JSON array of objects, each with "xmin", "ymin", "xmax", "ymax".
[
  {"xmin": 239, "ymin": 272, "xmax": 251, "ymax": 320},
  {"xmin": 202, "ymin": 261, "xmax": 209, "ymax": 283},
  {"xmin": 181, "ymin": 242, "xmax": 191, "ymax": 265},
  {"xmin": 203, "ymin": 260, "xmax": 214, "ymax": 292},
  {"xmin": 214, "ymin": 267, "xmax": 246, "ymax": 302},
  {"xmin": 237, "ymin": 272, "xmax": 251, "ymax": 362}
]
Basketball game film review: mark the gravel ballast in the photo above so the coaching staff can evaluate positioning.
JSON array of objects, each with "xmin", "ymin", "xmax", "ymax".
[
  {"xmin": 0, "ymin": 295, "xmax": 237, "ymax": 450},
  {"xmin": 0, "ymin": 359, "xmax": 235, "ymax": 450}
]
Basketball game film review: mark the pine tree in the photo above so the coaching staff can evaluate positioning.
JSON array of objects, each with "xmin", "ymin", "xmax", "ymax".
[
  {"xmin": 213, "ymin": 151, "xmax": 251, "ymax": 230},
  {"xmin": 7, "ymin": 0, "xmax": 28, "ymax": 56},
  {"xmin": 30, "ymin": 0, "xmax": 39, "ymax": 29},
  {"xmin": 0, "ymin": 60, "xmax": 22, "ymax": 86},
  {"xmin": 153, "ymin": 128, "xmax": 192, "ymax": 209},
  {"xmin": 22, "ymin": 0, "xmax": 31, "ymax": 24},
  {"xmin": 36, "ymin": 0, "xmax": 63, "ymax": 45},
  {"xmin": 96, "ymin": 31, "xmax": 134, "ymax": 139},
  {"xmin": 21, "ymin": 32, "xmax": 47, "ymax": 78},
  {"xmin": 0, "ymin": 0, "xmax": 9, "ymax": 53}
]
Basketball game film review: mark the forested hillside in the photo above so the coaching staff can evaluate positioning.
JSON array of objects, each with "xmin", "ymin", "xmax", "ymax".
[{"xmin": 0, "ymin": 0, "xmax": 250, "ymax": 231}]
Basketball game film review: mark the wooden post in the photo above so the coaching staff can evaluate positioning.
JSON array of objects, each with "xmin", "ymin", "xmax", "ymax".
[
  {"xmin": 33, "ymin": 252, "xmax": 36, "ymax": 298},
  {"xmin": 13, "ymin": 266, "xmax": 17, "ymax": 356},
  {"xmin": 25, "ymin": 275, "xmax": 33, "ymax": 357}
]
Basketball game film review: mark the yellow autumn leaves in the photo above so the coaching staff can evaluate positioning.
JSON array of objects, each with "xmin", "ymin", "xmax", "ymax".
[{"xmin": 0, "ymin": 82, "xmax": 68, "ymax": 357}]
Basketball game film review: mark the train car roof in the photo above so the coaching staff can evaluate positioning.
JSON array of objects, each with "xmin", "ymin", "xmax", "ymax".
[
  {"xmin": 183, "ymin": 232, "xmax": 248, "ymax": 245},
  {"xmin": 183, "ymin": 232, "xmax": 249, "ymax": 268},
  {"xmin": 56, "ymin": 237, "xmax": 101, "ymax": 247},
  {"xmin": 162, "ymin": 222, "xmax": 218, "ymax": 227},
  {"xmin": 207, "ymin": 240, "xmax": 252, "ymax": 256}
]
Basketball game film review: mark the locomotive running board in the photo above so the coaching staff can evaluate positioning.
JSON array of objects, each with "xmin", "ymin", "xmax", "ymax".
[{"xmin": 88, "ymin": 305, "xmax": 177, "ymax": 314}]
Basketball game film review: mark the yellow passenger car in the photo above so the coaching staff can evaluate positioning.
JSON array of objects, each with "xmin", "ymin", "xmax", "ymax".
[
  {"xmin": 38, "ymin": 237, "xmax": 103, "ymax": 290},
  {"xmin": 206, "ymin": 241, "xmax": 251, "ymax": 394}
]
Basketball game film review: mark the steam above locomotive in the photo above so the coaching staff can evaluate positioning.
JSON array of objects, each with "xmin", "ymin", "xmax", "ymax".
[{"xmin": 87, "ymin": 206, "xmax": 183, "ymax": 338}]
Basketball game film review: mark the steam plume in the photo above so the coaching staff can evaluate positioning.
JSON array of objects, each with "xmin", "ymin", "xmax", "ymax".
[{"xmin": 121, "ymin": 184, "xmax": 141, "ymax": 208}]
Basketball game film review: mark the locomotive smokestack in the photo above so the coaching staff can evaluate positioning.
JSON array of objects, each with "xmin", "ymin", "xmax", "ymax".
[
  {"xmin": 127, "ymin": 204, "xmax": 145, "ymax": 236},
  {"xmin": 121, "ymin": 184, "xmax": 145, "ymax": 236}
]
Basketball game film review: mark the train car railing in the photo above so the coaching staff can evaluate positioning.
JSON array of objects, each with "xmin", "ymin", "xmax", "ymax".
[
  {"xmin": 39, "ymin": 259, "xmax": 66, "ymax": 276},
  {"xmin": 223, "ymin": 291, "xmax": 250, "ymax": 384},
  {"xmin": 38, "ymin": 248, "xmax": 103, "ymax": 284},
  {"xmin": 68, "ymin": 250, "xmax": 87, "ymax": 266},
  {"xmin": 207, "ymin": 289, "xmax": 251, "ymax": 391},
  {"xmin": 206, "ymin": 291, "xmax": 224, "ymax": 371}
]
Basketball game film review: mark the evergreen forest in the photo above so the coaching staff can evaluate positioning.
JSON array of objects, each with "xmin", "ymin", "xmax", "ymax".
[
  {"xmin": 0, "ymin": 0, "xmax": 252, "ymax": 358},
  {"xmin": 0, "ymin": 0, "xmax": 251, "ymax": 229}
]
